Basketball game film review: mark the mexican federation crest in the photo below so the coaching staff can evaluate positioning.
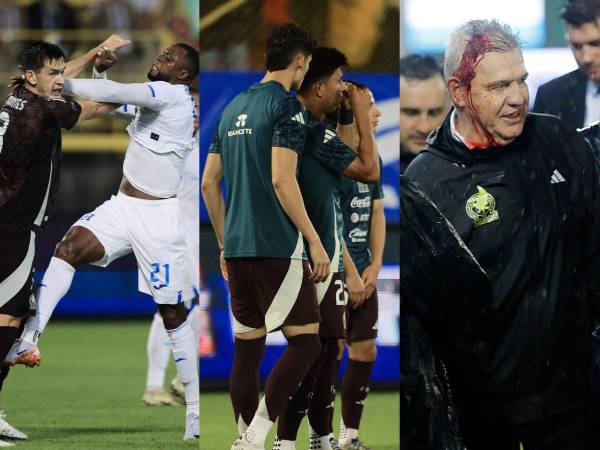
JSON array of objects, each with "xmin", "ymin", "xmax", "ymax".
[{"xmin": 465, "ymin": 185, "xmax": 499, "ymax": 227}]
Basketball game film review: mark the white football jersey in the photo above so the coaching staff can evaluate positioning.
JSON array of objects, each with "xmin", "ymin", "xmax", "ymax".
[
  {"xmin": 126, "ymin": 81, "xmax": 195, "ymax": 157},
  {"xmin": 63, "ymin": 78, "xmax": 196, "ymax": 197}
]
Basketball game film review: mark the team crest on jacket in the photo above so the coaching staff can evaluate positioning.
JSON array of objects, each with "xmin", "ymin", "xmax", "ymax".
[{"xmin": 465, "ymin": 186, "xmax": 499, "ymax": 227}]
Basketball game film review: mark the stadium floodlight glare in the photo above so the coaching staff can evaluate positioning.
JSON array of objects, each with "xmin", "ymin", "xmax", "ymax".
[{"xmin": 404, "ymin": 0, "xmax": 545, "ymax": 53}]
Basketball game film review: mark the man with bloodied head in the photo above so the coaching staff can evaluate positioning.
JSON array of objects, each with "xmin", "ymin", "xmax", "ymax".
[{"xmin": 405, "ymin": 19, "xmax": 600, "ymax": 450}]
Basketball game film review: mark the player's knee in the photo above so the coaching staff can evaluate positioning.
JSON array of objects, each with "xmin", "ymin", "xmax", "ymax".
[
  {"xmin": 287, "ymin": 333, "xmax": 322, "ymax": 361},
  {"xmin": 159, "ymin": 304, "xmax": 186, "ymax": 330},
  {"xmin": 282, "ymin": 322, "xmax": 319, "ymax": 338},
  {"xmin": 53, "ymin": 239, "xmax": 80, "ymax": 266},
  {"xmin": 349, "ymin": 339, "xmax": 377, "ymax": 361}
]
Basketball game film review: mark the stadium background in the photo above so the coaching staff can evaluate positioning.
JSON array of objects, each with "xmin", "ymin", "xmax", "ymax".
[{"xmin": 199, "ymin": 0, "xmax": 400, "ymax": 389}]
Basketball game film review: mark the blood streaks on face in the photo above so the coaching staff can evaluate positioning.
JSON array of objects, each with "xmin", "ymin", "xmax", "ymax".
[{"xmin": 453, "ymin": 33, "xmax": 498, "ymax": 148}]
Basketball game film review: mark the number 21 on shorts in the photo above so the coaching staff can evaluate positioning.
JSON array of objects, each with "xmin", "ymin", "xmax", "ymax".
[
  {"xmin": 334, "ymin": 279, "xmax": 348, "ymax": 305},
  {"xmin": 150, "ymin": 263, "xmax": 170, "ymax": 290}
]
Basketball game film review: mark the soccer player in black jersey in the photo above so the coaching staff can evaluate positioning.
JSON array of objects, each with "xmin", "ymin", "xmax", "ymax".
[{"xmin": 0, "ymin": 38, "xmax": 125, "ymax": 443}]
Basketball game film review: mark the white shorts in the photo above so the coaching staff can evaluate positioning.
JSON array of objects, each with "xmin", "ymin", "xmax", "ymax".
[
  {"xmin": 137, "ymin": 147, "xmax": 199, "ymax": 302},
  {"xmin": 74, "ymin": 192, "xmax": 186, "ymax": 305},
  {"xmin": 178, "ymin": 147, "xmax": 199, "ymax": 299}
]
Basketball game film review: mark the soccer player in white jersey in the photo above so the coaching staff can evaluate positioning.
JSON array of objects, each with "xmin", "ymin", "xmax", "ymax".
[
  {"xmin": 7, "ymin": 43, "xmax": 200, "ymax": 440},
  {"xmin": 143, "ymin": 85, "xmax": 200, "ymax": 406}
]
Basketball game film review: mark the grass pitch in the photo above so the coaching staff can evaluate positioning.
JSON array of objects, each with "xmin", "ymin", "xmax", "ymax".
[
  {"xmin": 2, "ymin": 320, "xmax": 196, "ymax": 449},
  {"xmin": 201, "ymin": 391, "xmax": 399, "ymax": 449}
]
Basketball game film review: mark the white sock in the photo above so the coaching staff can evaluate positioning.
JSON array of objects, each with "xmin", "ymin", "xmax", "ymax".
[
  {"xmin": 22, "ymin": 257, "xmax": 75, "ymax": 344},
  {"xmin": 145, "ymin": 312, "xmax": 171, "ymax": 391},
  {"xmin": 339, "ymin": 419, "xmax": 358, "ymax": 444},
  {"xmin": 237, "ymin": 415, "xmax": 249, "ymax": 435},
  {"xmin": 275, "ymin": 437, "xmax": 296, "ymax": 449},
  {"xmin": 186, "ymin": 304, "xmax": 200, "ymax": 354},
  {"xmin": 245, "ymin": 397, "xmax": 273, "ymax": 447},
  {"xmin": 167, "ymin": 320, "xmax": 199, "ymax": 416}
]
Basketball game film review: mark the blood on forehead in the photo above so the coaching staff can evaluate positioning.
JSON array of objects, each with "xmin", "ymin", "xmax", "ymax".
[
  {"xmin": 453, "ymin": 34, "xmax": 494, "ymax": 88},
  {"xmin": 453, "ymin": 33, "xmax": 498, "ymax": 148}
]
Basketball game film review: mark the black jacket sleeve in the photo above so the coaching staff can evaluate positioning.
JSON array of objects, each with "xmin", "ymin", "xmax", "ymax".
[
  {"xmin": 578, "ymin": 124, "xmax": 600, "ymax": 321},
  {"xmin": 532, "ymin": 83, "xmax": 550, "ymax": 115}
]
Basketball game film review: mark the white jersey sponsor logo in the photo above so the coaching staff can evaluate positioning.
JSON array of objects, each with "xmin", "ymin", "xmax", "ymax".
[
  {"xmin": 228, "ymin": 113, "xmax": 252, "ymax": 137},
  {"xmin": 228, "ymin": 128, "xmax": 253, "ymax": 137},
  {"xmin": 348, "ymin": 227, "xmax": 368, "ymax": 242},
  {"xmin": 350, "ymin": 196, "xmax": 371, "ymax": 208},
  {"xmin": 357, "ymin": 182, "xmax": 369, "ymax": 193},
  {"xmin": 235, "ymin": 114, "xmax": 248, "ymax": 127},
  {"xmin": 351, "ymin": 213, "xmax": 370, "ymax": 223}
]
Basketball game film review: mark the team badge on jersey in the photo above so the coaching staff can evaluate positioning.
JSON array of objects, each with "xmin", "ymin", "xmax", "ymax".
[
  {"xmin": 357, "ymin": 182, "xmax": 369, "ymax": 193},
  {"xmin": 465, "ymin": 185, "xmax": 499, "ymax": 227}
]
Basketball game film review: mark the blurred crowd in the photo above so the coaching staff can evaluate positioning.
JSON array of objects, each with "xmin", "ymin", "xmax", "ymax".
[
  {"xmin": 0, "ymin": 0, "xmax": 198, "ymax": 69},
  {"xmin": 199, "ymin": 0, "xmax": 399, "ymax": 72}
]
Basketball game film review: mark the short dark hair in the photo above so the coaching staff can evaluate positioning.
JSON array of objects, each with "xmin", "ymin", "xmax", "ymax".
[
  {"xmin": 174, "ymin": 43, "xmax": 199, "ymax": 81},
  {"xmin": 561, "ymin": 0, "xmax": 600, "ymax": 26},
  {"xmin": 400, "ymin": 54, "xmax": 443, "ymax": 82},
  {"xmin": 345, "ymin": 79, "xmax": 368, "ymax": 91},
  {"xmin": 19, "ymin": 42, "xmax": 65, "ymax": 73},
  {"xmin": 298, "ymin": 47, "xmax": 347, "ymax": 94},
  {"xmin": 265, "ymin": 23, "xmax": 317, "ymax": 71}
]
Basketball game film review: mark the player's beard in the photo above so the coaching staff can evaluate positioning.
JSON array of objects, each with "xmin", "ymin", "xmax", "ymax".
[
  {"xmin": 147, "ymin": 70, "xmax": 162, "ymax": 82},
  {"xmin": 147, "ymin": 64, "xmax": 165, "ymax": 82}
]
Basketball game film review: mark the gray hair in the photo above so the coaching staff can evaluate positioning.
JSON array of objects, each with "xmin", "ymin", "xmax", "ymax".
[{"xmin": 444, "ymin": 19, "xmax": 522, "ymax": 81}]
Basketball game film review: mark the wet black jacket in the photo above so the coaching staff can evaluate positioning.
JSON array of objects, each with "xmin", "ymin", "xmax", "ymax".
[
  {"xmin": 405, "ymin": 112, "xmax": 600, "ymax": 425},
  {"xmin": 401, "ymin": 176, "xmax": 492, "ymax": 450}
]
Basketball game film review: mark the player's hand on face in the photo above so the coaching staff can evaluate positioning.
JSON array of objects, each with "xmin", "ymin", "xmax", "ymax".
[
  {"xmin": 348, "ymin": 84, "xmax": 371, "ymax": 115},
  {"xmin": 340, "ymin": 83, "xmax": 352, "ymax": 110},
  {"xmin": 346, "ymin": 271, "xmax": 366, "ymax": 309},
  {"xmin": 95, "ymin": 48, "xmax": 118, "ymax": 73},
  {"xmin": 361, "ymin": 263, "xmax": 380, "ymax": 299},
  {"xmin": 100, "ymin": 34, "xmax": 131, "ymax": 53},
  {"xmin": 220, "ymin": 250, "xmax": 228, "ymax": 282},
  {"xmin": 308, "ymin": 240, "xmax": 330, "ymax": 283}
]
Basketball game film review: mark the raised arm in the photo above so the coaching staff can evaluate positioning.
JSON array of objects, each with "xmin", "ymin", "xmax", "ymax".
[
  {"xmin": 340, "ymin": 85, "xmax": 379, "ymax": 183},
  {"xmin": 64, "ymin": 34, "xmax": 130, "ymax": 79},
  {"xmin": 63, "ymin": 79, "xmax": 166, "ymax": 110}
]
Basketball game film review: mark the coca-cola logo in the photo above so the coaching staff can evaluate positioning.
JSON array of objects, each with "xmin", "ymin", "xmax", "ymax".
[{"xmin": 350, "ymin": 196, "xmax": 370, "ymax": 208}]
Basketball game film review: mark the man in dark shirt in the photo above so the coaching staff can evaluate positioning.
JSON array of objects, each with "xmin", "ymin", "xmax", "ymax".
[
  {"xmin": 405, "ymin": 19, "xmax": 600, "ymax": 450},
  {"xmin": 400, "ymin": 55, "xmax": 449, "ymax": 173},
  {"xmin": 533, "ymin": 0, "xmax": 600, "ymax": 129},
  {"xmin": 0, "ymin": 40, "xmax": 120, "ymax": 443}
]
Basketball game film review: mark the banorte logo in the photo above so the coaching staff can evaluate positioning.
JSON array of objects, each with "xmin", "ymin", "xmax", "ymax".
[
  {"xmin": 235, "ymin": 114, "xmax": 247, "ymax": 127},
  {"xmin": 228, "ymin": 113, "xmax": 252, "ymax": 137}
]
